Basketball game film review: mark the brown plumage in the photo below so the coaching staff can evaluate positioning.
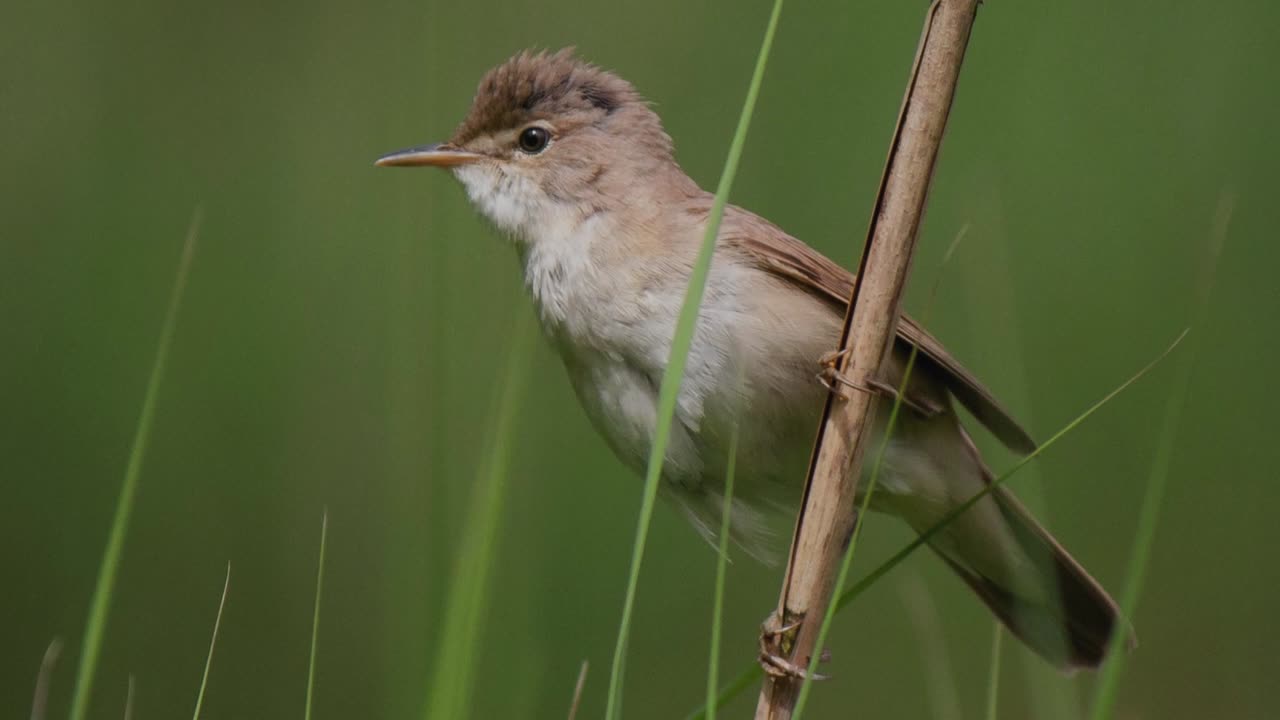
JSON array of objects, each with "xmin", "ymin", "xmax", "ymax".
[
  {"xmin": 722, "ymin": 207, "xmax": 1039, "ymax": 454},
  {"xmin": 378, "ymin": 48, "xmax": 1131, "ymax": 671}
]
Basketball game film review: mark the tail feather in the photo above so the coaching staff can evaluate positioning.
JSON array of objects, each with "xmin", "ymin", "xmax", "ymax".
[
  {"xmin": 896, "ymin": 413, "xmax": 1134, "ymax": 671},
  {"xmin": 934, "ymin": 485, "xmax": 1132, "ymax": 670}
]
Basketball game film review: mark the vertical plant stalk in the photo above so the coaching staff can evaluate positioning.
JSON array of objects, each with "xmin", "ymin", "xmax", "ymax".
[
  {"xmin": 69, "ymin": 213, "xmax": 201, "ymax": 720},
  {"xmin": 705, "ymin": 419, "xmax": 742, "ymax": 720},
  {"xmin": 423, "ymin": 315, "xmax": 534, "ymax": 720},
  {"xmin": 123, "ymin": 675, "xmax": 135, "ymax": 720},
  {"xmin": 602, "ymin": 0, "xmax": 786, "ymax": 717},
  {"xmin": 985, "ymin": 625, "xmax": 1003, "ymax": 720},
  {"xmin": 900, "ymin": 575, "xmax": 962, "ymax": 720},
  {"xmin": 566, "ymin": 661, "xmax": 589, "ymax": 720},
  {"xmin": 304, "ymin": 511, "xmax": 329, "ymax": 720},
  {"xmin": 29, "ymin": 638, "xmax": 63, "ymax": 720},
  {"xmin": 1087, "ymin": 194, "xmax": 1233, "ymax": 720},
  {"xmin": 192, "ymin": 563, "xmax": 231, "ymax": 720},
  {"xmin": 754, "ymin": 2, "xmax": 980, "ymax": 717}
]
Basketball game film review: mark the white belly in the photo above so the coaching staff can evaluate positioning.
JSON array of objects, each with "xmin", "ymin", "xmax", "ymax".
[
  {"xmin": 520, "ymin": 232, "xmax": 915, "ymax": 561},
  {"xmin": 561, "ymin": 346, "xmax": 705, "ymax": 487}
]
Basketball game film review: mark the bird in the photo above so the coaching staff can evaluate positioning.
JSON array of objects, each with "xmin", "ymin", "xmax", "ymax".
[{"xmin": 376, "ymin": 48, "xmax": 1128, "ymax": 671}]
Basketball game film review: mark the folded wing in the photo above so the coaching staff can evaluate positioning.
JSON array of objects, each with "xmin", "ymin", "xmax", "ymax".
[{"xmin": 725, "ymin": 212, "xmax": 1037, "ymax": 454}]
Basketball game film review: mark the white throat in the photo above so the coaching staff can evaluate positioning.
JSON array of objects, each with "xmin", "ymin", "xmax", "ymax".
[{"xmin": 453, "ymin": 163, "xmax": 607, "ymax": 331}]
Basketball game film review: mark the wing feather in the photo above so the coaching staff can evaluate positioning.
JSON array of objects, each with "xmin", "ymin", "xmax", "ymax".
[{"xmin": 724, "ymin": 211, "xmax": 1037, "ymax": 454}]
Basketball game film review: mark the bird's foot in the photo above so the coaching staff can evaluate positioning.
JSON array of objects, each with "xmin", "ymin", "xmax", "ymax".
[
  {"xmin": 757, "ymin": 615, "xmax": 830, "ymax": 681},
  {"xmin": 818, "ymin": 348, "xmax": 850, "ymax": 368},
  {"xmin": 816, "ymin": 350, "xmax": 942, "ymax": 415},
  {"xmin": 816, "ymin": 348, "xmax": 859, "ymax": 401}
]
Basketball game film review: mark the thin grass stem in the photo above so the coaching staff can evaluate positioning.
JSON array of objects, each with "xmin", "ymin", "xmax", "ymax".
[
  {"xmin": 1088, "ymin": 194, "xmax": 1231, "ymax": 720},
  {"xmin": 962, "ymin": 210, "xmax": 1075, "ymax": 720},
  {"xmin": 985, "ymin": 625, "xmax": 1003, "ymax": 720},
  {"xmin": 304, "ymin": 510, "xmax": 329, "ymax": 720},
  {"xmin": 423, "ymin": 315, "xmax": 535, "ymax": 720},
  {"xmin": 192, "ymin": 563, "xmax": 231, "ymax": 720},
  {"xmin": 566, "ymin": 661, "xmax": 589, "ymax": 720},
  {"xmin": 29, "ymin": 638, "xmax": 63, "ymax": 720},
  {"xmin": 900, "ymin": 574, "xmax": 962, "ymax": 720},
  {"xmin": 69, "ymin": 213, "xmax": 200, "ymax": 720},
  {"xmin": 602, "ymin": 1, "xmax": 786, "ymax": 717},
  {"xmin": 123, "ymin": 675, "xmax": 135, "ymax": 720},
  {"xmin": 705, "ymin": 419, "xmax": 741, "ymax": 720}
]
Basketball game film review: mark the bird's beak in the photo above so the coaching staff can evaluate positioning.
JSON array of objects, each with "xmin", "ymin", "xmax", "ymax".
[{"xmin": 374, "ymin": 143, "xmax": 484, "ymax": 168}]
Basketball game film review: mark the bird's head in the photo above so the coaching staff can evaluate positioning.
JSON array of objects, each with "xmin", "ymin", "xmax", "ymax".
[{"xmin": 377, "ymin": 49, "xmax": 689, "ymax": 244}]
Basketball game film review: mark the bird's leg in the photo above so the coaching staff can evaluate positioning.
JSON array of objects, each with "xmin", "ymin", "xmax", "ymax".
[
  {"xmin": 865, "ymin": 377, "xmax": 944, "ymax": 416},
  {"xmin": 757, "ymin": 613, "xmax": 830, "ymax": 681},
  {"xmin": 816, "ymin": 350, "xmax": 943, "ymax": 416},
  {"xmin": 816, "ymin": 348, "xmax": 857, "ymax": 401}
]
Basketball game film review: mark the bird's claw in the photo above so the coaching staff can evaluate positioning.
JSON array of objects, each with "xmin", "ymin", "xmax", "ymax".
[
  {"xmin": 817, "ymin": 348, "xmax": 857, "ymax": 400},
  {"xmin": 815, "ymin": 351, "xmax": 942, "ymax": 416},
  {"xmin": 818, "ymin": 348, "xmax": 850, "ymax": 368},
  {"xmin": 757, "ymin": 615, "xmax": 830, "ymax": 681},
  {"xmin": 816, "ymin": 348, "xmax": 867, "ymax": 402},
  {"xmin": 760, "ymin": 653, "xmax": 830, "ymax": 681}
]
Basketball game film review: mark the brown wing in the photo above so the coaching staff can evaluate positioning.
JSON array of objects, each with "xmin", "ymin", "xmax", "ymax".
[{"xmin": 726, "ymin": 212, "xmax": 1037, "ymax": 454}]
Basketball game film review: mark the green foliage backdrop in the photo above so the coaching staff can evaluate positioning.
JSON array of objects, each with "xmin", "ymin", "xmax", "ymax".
[{"xmin": 3, "ymin": 0, "xmax": 1277, "ymax": 717}]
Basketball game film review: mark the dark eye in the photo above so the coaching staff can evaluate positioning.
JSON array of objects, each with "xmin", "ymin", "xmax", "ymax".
[{"xmin": 517, "ymin": 126, "xmax": 550, "ymax": 154}]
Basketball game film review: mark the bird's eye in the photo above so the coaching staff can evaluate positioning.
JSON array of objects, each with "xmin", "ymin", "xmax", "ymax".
[{"xmin": 517, "ymin": 126, "xmax": 550, "ymax": 154}]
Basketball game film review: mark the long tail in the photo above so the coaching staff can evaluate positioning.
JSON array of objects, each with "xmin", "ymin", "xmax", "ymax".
[
  {"xmin": 896, "ymin": 416, "xmax": 1133, "ymax": 671},
  {"xmin": 936, "ymin": 483, "xmax": 1130, "ymax": 670}
]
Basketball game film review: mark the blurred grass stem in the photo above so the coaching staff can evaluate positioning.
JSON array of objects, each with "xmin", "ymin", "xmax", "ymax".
[
  {"xmin": 1088, "ymin": 194, "xmax": 1232, "ymax": 720},
  {"xmin": 68, "ymin": 213, "xmax": 201, "ymax": 720},
  {"xmin": 601, "ymin": 0, "xmax": 786, "ymax": 717},
  {"xmin": 423, "ymin": 315, "xmax": 534, "ymax": 719},
  {"xmin": 191, "ymin": 563, "xmax": 231, "ymax": 720},
  {"xmin": 305, "ymin": 511, "xmax": 329, "ymax": 720},
  {"xmin": 705, "ymin": 417, "xmax": 741, "ymax": 720}
]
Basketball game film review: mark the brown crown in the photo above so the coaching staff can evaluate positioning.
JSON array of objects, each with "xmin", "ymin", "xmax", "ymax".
[{"xmin": 452, "ymin": 48, "xmax": 642, "ymax": 145}]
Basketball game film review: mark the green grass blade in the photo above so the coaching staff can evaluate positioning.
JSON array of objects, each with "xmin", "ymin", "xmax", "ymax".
[
  {"xmin": 69, "ymin": 213, "xmax": 201, "ymax": 720},
  {"xmin": 705, "ymin": 419, "xmax": 741, "ymax": 720},
  {"xmin": 304, "ymin": 510, "xmax": 329, "ymax": 720},
  {"xmin": 686, "ymin": 661, "xmax": 762, "ymax": 717},
  {"xmin": 423, "ymin": 315, "xmax": 535, "ymax": 720},
  {"xmin": 962, "ymin": 221, "xmax": 1076, "ymax": 720},
  {"xmin": 192, "ymin": 562, "xmax": 231, "ymax": 720},
  {"xmin": 685, "ymin": 665, "xmax": 762, "ymax": 720},
  {"xmin": 985, "ymin": 625, "xmax": 1003, "ymax": 720},
  {"xmin": 601, "ymin": 1, "xmax": 785, "ymax": 718},
  {"xmin": 900, "ymin": 575, "xmax": 962, "ymax": 720},
  {"xmin": 1089, "ymin": 375, "xmax": 1193, "ymax": 715},
  {"xmin": 1088, "ymin": 195, "xmax": 1231, "ymax": 720},
  {"xmin": 690, "ymin": 327, "xmax": 1185, "ymax": 718}
]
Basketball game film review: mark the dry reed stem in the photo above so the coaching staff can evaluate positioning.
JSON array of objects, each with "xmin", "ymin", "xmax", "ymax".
[
  {"xmin": 30, "ymin": 639, "xmax": 63, "ymax": 720},
  {"xmin": 754, "ymin": 1, "xmax": 981, "ymax": 717},
  {"xmin": 566, "ymin": 661, "xmax": 589, "ymax": 720}
]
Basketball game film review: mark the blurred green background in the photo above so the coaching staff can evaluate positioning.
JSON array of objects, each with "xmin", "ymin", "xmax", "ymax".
[{"xmin": 4, "ymin": 0, "xmax": 1278, "ymax": 717}]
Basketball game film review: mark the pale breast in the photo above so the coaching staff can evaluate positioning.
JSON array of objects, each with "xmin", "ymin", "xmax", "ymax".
[
  {"xmin": 520, "ymin": 225, "xmax": 910, "ymax": 559},
  {"xmin": 525, "ymin": 230, "xmax": 722, "ymax": 489}
]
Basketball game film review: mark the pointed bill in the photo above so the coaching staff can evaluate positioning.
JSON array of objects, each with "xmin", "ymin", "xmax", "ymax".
[{"xmin": 375, "ymin": 143, "xmax": 484, "ymax": 167}]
